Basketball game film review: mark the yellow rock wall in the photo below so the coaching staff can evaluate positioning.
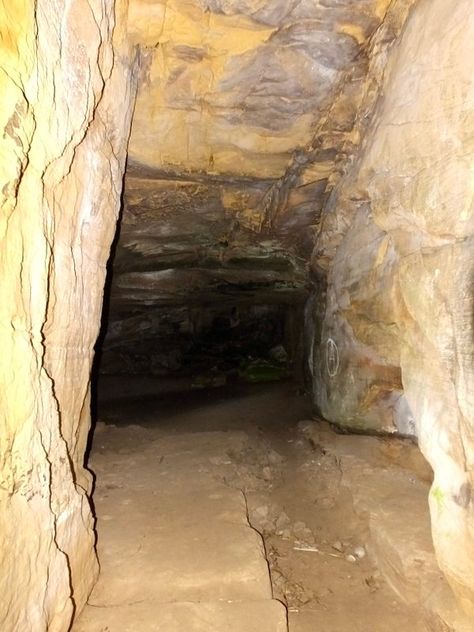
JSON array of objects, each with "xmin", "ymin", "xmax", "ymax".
[
  {"xmin": 127, "ymin": 0, "xmax": 392, "ymax": 178},
  {"xmin": 312, "ymin": 0, "xmax": 474, "ymax": 611},
  {"xmin": 0, "ymin": 2, "xmax": 137, "ymax": 630}
]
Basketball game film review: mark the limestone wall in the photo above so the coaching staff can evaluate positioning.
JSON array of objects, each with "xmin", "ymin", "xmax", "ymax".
[
  {"xmin": 311, "ymin": 0, "xmax": 474, "ymax": 612},
  {"xmin": 0, "ymin": 2, "xmax": 137, "ymax": 630}
]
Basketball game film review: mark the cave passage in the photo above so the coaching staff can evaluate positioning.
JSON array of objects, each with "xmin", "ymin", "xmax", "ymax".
[
  {"xmin": 1, "ymin": 1, "xmax": 474, "ymax": 631},
  {"xmin": 79, "ymin": 141, "xmax": 436, "ymax": 630},
  {"xmin": 99, "ymin": 301, "xmax": 305, "ymax": 388},
  {"xmin": 80, "ymin": 374, "xmax": 433, "ymax": 632}
]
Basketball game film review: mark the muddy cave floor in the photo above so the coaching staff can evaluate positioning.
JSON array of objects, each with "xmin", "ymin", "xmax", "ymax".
[{"xmin": 74, "ymin": 379, "xmax": 439, "ymax": 632}]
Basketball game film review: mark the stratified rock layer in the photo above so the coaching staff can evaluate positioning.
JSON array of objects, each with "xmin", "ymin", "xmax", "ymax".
[
  {"xmin": 128, "ymin": 0, "xmax": 392, "ymax": 178},
  {"xmin": 310, "ymin": 0, "xmax": 474, "ymax": 613},
  {"xmin": 102, "ymin": 0, "xmax": 398, "ymax": 376},
  {"xmin": 0, "ymin": 2, "xmax": 137, "ymax": 630}
]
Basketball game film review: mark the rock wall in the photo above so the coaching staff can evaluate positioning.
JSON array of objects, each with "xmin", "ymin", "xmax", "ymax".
[
  {"xmin": 127, "ymin": 0, "xmax": 392, "ymax": 178},
  {"xmin": 311, "ymin": 0, "xmax": 474, "ymax": 612},
  {"xmin": 100, "ymin": 0, "xmax": 398, "ymax": 375},
  {"xmin": 0, "ymin": 2, "xmax": 137, "ymax": 630}
]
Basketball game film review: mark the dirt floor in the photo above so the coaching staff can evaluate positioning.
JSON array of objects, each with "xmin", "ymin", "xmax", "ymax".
[{"xmin": 74, "ymin": 378, "xmax": 460, "ymax": 631}]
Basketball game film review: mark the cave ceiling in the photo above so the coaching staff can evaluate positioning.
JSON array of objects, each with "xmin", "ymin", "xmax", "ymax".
[{"xmin": 109, "ymin": 0, "xmax": 393, "ymax": 314}]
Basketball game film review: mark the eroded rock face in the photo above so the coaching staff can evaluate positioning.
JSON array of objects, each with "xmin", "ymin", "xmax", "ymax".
[
  {"xmin": 0, "ymin": 2, "xmax": 137, "ymax": 630},
  {"xmin": 310, "ymin": 0, "xmax": 474, "ymax": 612},
  {"xmin": 127, "ymin": 0, "xmax": 392, "ymax": 177},
  {"xmin": 101, "ymin": 0, "xmax": 398, "ymax": 375}
]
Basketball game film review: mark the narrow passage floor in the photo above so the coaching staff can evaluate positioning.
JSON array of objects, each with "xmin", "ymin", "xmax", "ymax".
[{"xmin": 74, "ymin": 381, "xmax": 441, "ymax": 631}]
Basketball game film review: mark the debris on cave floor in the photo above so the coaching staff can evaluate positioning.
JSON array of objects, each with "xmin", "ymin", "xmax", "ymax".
[{"xmin": 219, "ymin": 427, "xmax": 426, "ymax": 631}]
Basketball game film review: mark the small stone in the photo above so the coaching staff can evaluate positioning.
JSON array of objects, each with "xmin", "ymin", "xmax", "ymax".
[
  {"xmin": 353, "ymin": 545, "xmax": 366, "ymax": 559},
  {"xmin": 332, "ymin": 540, "xmax": 344, "ymax": 552},
  {"xmin": 293, "ymin": 521, "xmax": 315, "ymax": 545},
  {"xmin": 267, "ymin": 449, "xmax": 284, "ymax": 465},
  {"xmin": 262, "ymin": 466, "xmax": 272, "ymax": 481},
  {"xmin": 275, "ymin": 511, "xmax": 291, "ymax": 530},
  {"xmin": 365, "ymin": 575, "xmax": 380, "ymax": 592},
  {"xmin": 293, "ymin": 521, "xmax": 307, "ymax": 532},
  {"xmin": 297, "ymin": 420, "xmax": 313, "ymax": 434},
  {"xmin": 254, "ymin": 505, "xmax": 269, "ymax": 519},
  {"xmin": 345, "ymin": 554, "xmax": 357, "ymax": 563},
  {"xmin": 209, "ymin": 456, "xmax": 231, "ymax": 465}
]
